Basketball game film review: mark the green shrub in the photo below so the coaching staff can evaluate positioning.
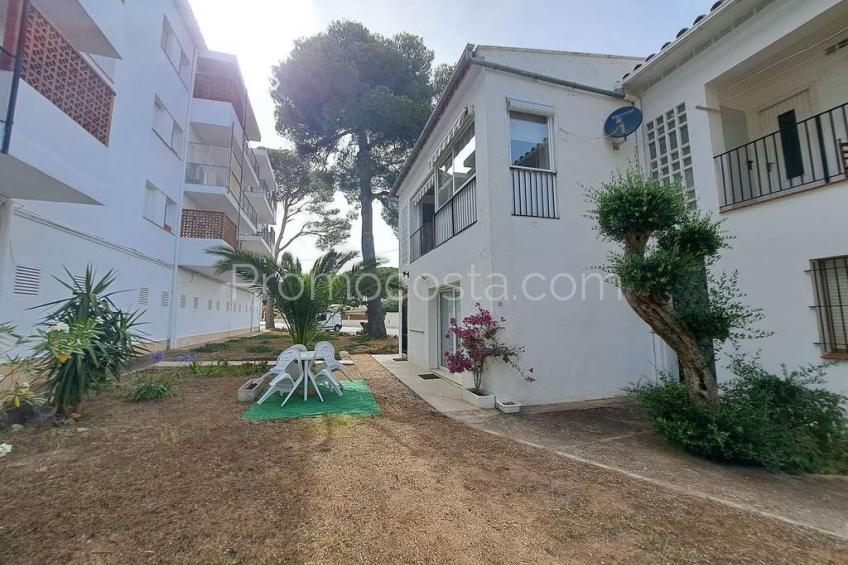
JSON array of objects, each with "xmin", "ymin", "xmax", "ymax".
[
  {"xmin": 246, "ymin": 345, "xmax": 273, "ymax": 354},
  {"xmin": 128, "ymin": 373, "xmax": 177, "ymax": 402},
  {"xmin": 628, "ymin": 358, "xmax": 848, "ymax": 474},
  {"xmin": 381, "ymin": 298, "xmax": 399, "ymax": 313},
  {"xmin": 36, "ymin": 267, "xmax": 144, "ymax": 415}
]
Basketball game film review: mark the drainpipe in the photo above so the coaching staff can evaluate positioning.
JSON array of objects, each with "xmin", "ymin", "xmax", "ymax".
[
  {"xmin": 465, "ymin": 48, "xmax": 626, "ymax": 101},
  {"xmin": 166, "ymin": 46, "xmax": 199, "ymax": 350},
  {"xmin": 2, "ymin": 0, "xmax": 29, "ymax": 154}
]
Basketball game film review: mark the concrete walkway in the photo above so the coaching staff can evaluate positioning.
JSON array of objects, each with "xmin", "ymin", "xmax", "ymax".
[{"xmin": 374, "ymin": 354, "xmax": 848, "ymax": 541}]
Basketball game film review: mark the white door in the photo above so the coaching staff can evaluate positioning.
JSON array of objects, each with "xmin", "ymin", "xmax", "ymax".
[{"xmin": 438, "ymin": 288, "xmax": 459, "ymax": 373}]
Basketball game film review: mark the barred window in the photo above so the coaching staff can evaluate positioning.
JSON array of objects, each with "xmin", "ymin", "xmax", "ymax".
[{"xmin": 811, "ymin": 256, "xmax": 848, "ymax": 356}]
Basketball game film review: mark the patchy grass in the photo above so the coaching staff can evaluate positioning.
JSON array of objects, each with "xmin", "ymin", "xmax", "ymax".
[
  {"xmin": 0, "ymin": 357, "xmax": 846, "ymax": 564},
  {"xmin": 166, "ymin": 331, "xmax": 398, "ymax": 361}
]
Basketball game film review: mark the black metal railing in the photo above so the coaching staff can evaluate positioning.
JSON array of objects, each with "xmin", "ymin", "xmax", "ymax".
[
  {"xmin": 409, "ymin": 176, "xmax": 476, "ymax": 262},
  {"xmin": 239, "ymin": 191, "xmax": 257, "ymax": 226},
  {"xmin": 715, "ymin": 102, "xmax": 848, "ymax": 207},
  {"xmin": 511, "ymin": 166, "xmax": 558, "ymax": 218},
  {"xmin": 409, "ymin": 220, "xmax": 435, "ymax": 263}
]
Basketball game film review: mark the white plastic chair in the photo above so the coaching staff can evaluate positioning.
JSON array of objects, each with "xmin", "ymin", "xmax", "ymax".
[
  {"xmin": 256, "ymin": 345, "xmax": 305, "ymax": 405},
  {"xmin": 314, "ymin": 341, "xmax": 349, "ymax": 382},
  {"xmin": 312, "ymin": 367, "xmax": 343, "ymax": 397}
]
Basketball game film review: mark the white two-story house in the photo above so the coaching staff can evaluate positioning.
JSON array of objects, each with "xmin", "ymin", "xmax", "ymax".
[
  {"xmin": 395, "ymin": 0, "xmax": 848, "ymax": 405},
  {"xmin": 0, "ymin": 0, "xmax": 276, "ymax": 350}
]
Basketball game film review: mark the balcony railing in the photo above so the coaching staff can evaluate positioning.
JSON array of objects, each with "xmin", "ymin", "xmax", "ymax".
[
  {"xmin": 260, "ymin": 226, "xmax": 275, "ymax": 250},
  {"xmin": 6, "ymin": 6, "xmax": 115, "ymax": 145},
  {"xmin": 511, "ymin": 166, "xmax": 559, "ymax": 218},
  {"xmin": 410, "ymin": 176, "xmax": 477, "ymax": 262},
  {"xmin": 714, "ymin": 102, "xmax": 848, "ymax": 208},
  {"xmin": 185, "ymin": 142, "xmax": 241, "ymax": 199},
  {"xmin": 240, "ymin": 191, "xmax": 257, "ymax": 226},
  {"xmin": 180, "ymin": 209, "xmax": 237, "ymax": 248}
]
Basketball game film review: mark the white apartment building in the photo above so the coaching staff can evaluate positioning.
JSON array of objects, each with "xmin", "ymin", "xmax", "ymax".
[
  {"xmin": 395, "ymin": 0, "xmax": 848, "ymax": 405},
  {"xmin": 0, "ymin": 0, "xmax": 276, "ymax": 350}
]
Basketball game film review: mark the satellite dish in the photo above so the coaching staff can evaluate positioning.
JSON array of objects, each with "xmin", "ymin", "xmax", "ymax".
[{"xmin": 604, "ymin": 106, "xmax": 643, "ymax": 139}]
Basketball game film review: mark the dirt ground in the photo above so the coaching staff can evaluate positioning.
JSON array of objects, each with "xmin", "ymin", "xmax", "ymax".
[
  {"xmin": 164, "ymin": 331, "xmax": 399, "ymax": 361},
  {"xmin": 1, "ymin": 355, "xmax": 847, "ymax": 564}
]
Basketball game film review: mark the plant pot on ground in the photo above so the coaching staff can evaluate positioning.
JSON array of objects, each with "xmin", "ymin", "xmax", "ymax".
[
  {"xmin": 462, "ymin": 388, "xmax": 496, "ymax": 409},
  {"xmin": 496, "ymin": 399, "xmax": 521, "ymax": 414},
  {"xmin": 237, "ymin": 377, "xmax": 265, "ymax": 403}
]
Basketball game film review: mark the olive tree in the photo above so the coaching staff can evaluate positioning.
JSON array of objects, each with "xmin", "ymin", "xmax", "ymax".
[{"xmin": 589, "ymin": 168, "xmax": 764, "ymax": 404}]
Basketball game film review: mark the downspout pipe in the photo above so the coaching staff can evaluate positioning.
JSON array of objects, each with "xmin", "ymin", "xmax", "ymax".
[
  {"xmin": 465, "ymin": 49, "xmax": 626, "ymax": 100},
  {"xmin": 2, "ymin": 0, "xmax": 29, "ymax": 154}
]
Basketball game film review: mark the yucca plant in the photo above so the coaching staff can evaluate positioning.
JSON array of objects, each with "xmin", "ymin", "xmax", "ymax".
[{"xmin": 33, "ymin": 267, "xmax": 146, "ymax": 414}]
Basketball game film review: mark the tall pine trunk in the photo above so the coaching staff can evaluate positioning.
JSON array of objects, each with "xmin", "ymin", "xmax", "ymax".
[{"xmin": 357, "ymin": 134, "xmax": 387, "ymax": 338}]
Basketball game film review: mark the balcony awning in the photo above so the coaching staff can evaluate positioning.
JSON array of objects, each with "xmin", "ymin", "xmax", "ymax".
[
  {"xmin": 430, "ymin": 105, "xmax": 474, "ymax": 167},
  {"xmin": 410, "ymin": 175, "xmax": 434, "ymax": 206}
]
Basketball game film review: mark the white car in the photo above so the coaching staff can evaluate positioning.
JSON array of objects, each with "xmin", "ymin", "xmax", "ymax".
[{"xmin": 320, "ymin": 312, "xmax": 343, "ymax": 332}]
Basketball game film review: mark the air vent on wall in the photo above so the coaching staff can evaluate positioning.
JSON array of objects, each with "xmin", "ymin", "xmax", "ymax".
[
  {"xmin": 193, "ymin": 297, "xmax": 199, "ymax": 310},
  {"xmin": 161, "ymin": 291, "xmax": 169, "ymax": 307},
  {"xmin": 180, "ymin": 294, "xmax": 186, "ymax": 308},
  {"xmin": 139, "ymin": 287, "xmax": 150, "ymax": 305},
  {"xmin": 13, "ymin": 266, "xmax": 40, "ymax": 296}
]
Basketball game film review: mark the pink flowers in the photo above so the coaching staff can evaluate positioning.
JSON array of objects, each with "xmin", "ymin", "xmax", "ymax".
[{"xmin": 444, "ymin": 303, "xmax": 535, "ymax": 393}]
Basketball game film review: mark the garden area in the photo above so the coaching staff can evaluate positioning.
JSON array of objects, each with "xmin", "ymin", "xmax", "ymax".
[
  {"xmin": 166, "ymin": 330, "xmax": 397, "ymax": 362},
  {"xmin": 3, "ymin": 355, "xmax": 848, "ymax": 564}
]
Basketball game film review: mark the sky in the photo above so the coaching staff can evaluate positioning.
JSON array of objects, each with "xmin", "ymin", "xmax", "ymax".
[{"xmin": 188, "ymin": 0, "xmax": 717, "ymax": 267}]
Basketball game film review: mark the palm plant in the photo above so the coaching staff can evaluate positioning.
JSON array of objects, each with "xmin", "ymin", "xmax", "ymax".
[
  {"xmin": 209, "ymin": 246, "xmax": 356, "ymax": 348},
  {"xmin": 34, "ymin": 267, "xmax": 145, "ymax": 414}
]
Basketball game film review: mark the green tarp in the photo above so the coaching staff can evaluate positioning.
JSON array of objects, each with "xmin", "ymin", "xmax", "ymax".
[{"xmin": 242, "ymin": 379, "xmax": 381, "ymax": 421}]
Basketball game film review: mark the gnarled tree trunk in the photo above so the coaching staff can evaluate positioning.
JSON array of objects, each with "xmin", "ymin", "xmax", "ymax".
[
  {"xmin": 624, "ymin": 289, "xmax": 718, "ymax": 403},
  {"xmin": 622, "ymin": 234, "xmax": 717, "ymax": 404}
]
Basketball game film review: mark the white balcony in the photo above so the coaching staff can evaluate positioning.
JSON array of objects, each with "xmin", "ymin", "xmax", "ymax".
[
  {"xmin": 0, "ymin": 3, "xmax": 116, "ymax": 204},
  {"xmin": 184, "ymin": 141, "xmax": 258, "ymax": 234},
  {"xmin": 179, "ymin": 209, "xmax": 237, "ymax": 280},
  {"xmin": 239, "ymin": 227, "xmax": 275, "ymax": 258}
]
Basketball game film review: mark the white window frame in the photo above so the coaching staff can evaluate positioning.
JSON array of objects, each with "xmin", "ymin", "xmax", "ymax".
[
  {"xmin": 153, "ymin": 97, "xmax": 184, "ymax": 157},
  {"xmin": 433, "ymin": 121, "xmax": 476, "ymax": 210},
  {"xmin": 143, "ymin": 181, "xmax": 176, "ymax": 234},
  {"xmin": 508, "ymin": 106, "xmax": 556, "ymax": 173},
  {"xmin": 161, "ymin": 16, "xmax": 191, "ymax": 88}
]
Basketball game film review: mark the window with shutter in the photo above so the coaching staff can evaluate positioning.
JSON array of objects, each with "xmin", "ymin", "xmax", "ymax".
[{"xmin": 811, "ymin": 256, "xmax": 848, "ymax": 355}]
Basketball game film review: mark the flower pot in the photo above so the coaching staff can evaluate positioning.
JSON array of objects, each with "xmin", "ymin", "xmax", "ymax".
[
  {"xmin": 462, "ymin": 388, "xmax": 495, "ymax": 409},
  {"xmin": 237, "ymin": 377, "xmax": 265, "ymax": 403},
  {"xmin": 496, "ymin": 400, "xmax": 521, "ymax": 414}
]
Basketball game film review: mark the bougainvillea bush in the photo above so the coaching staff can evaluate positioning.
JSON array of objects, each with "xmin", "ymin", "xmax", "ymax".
[{"xmin": 444, "ymin": 304, "xmax": 534, "ymax": 394}]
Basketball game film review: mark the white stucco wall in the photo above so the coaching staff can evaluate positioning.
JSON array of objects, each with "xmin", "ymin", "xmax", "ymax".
[
  {"xmin": 399, "ymin": 49, "xmax": 678, "ymax": 405},
  {"xmin": 630, "ymin": 0, "xmax": 848, "ymax": 395},
  {"xmin": 0, "ymin": 1, "xmax": 265, "ymax": 349}
]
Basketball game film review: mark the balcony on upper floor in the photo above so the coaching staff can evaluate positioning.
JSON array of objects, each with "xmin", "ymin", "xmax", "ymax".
[
  {"xmin": 242, "ymin": 148, "xmax": 275, "ymax": 224},
  {"xmin": 239, "ymin": 225, "xmax": 275, "ymax": 258},
  {"xmin": 410, "ymin": 175, "xmax": 477, "ymax": 263},
  {"xmin": 179, "ymin": 208, "xmax": 238, "ymax": 278},
  {"xmin": 708, "ymin": 6, "xmax": 848, "ymax": 210},
  {"xmin": 184, "ymin": 139, "xmax": 258, "ymax": 234},
  {"xmin": 0, "ymin": 0, "xmax": 119, "ymax": 204},
  {"xmin": 191, "ymin": 52, "xmax": 260, "ymax": 143}
]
